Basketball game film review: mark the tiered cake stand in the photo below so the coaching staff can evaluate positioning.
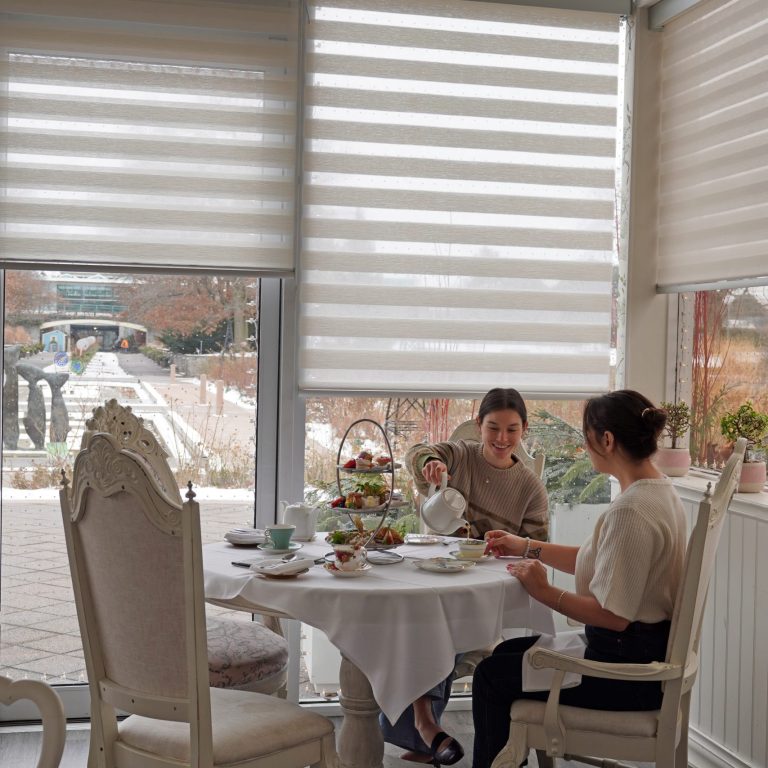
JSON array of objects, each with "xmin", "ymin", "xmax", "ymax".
[{"xmin": 334, "ymin": 418, "xmax": 404, "ymax": 564}]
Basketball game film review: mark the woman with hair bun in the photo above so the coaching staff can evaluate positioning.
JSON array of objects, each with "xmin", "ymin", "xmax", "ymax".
[{"xmin": 473, "ymin": 390, "xmax": 687, "ymax": 768}]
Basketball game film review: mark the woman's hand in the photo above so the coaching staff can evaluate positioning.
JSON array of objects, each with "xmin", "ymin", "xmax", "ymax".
[
  {"xmin": 422, "ymin": 460, "xmax": 449, "ymax": 485},
  {"xmin": 484, "ymin": 529, "xmax": 526, "ymax": 557},
  {"xmin": 506, "ymin": 559, "xmax": 550, "ymax": 600}
]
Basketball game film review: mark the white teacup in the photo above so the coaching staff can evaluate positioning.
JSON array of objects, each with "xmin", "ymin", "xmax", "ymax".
[
  {"xmin": 457, "ymin": 539, "xmax": 488, "ymax": 560},
  {"xmin": 333, "ymin": 544, "xmax": 366, "ymax": 572},
  {"xmin": 421, "ymin": 474, "xmax": 467, "ymax": 535}
]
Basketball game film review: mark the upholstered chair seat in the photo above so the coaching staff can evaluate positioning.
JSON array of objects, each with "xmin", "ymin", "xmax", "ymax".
[
  {"xmin": 207, "ymin": 617, "xmax": 288, "ymax": 694},
  {"xmin": 119, "ymin": 688, "xmax": 332, "ymax": 765}
]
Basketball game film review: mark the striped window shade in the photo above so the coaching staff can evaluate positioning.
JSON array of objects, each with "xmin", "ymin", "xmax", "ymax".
[
  {"xmin": 656, "ymin": 0, "xmax": 768, "ymax": 291},
  {"xmin": 0, "ymin": 0, "xmax": 298, "ymax": 275},
  {"xmin": 299, "ymin": 0, "xmax": 623, "ymax": 396}
]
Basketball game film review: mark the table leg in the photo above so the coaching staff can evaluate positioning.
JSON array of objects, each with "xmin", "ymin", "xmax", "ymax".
[{"xmin": 338, "ymin": 654, "xmax": 384, "ymax": 768}]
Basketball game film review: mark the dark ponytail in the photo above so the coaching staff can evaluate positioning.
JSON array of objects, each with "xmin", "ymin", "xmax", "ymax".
[{"xmin": 583, "ymin": 389, "xmax": 667, "ymax": 460}]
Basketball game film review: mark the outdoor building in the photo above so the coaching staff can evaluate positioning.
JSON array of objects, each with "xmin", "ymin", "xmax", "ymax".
[{"xmin": 0, "ymin": 1, "xmax": 767, "ymax": 768}]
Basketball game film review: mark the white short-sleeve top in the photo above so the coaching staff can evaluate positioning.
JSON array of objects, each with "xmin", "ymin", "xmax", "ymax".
[{"xmin": 575, "ymin": 479, "xmax": 687, "ymax": 623}]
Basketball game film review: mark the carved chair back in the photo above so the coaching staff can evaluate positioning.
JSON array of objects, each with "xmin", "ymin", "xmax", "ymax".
[{"xmin": 60, "ymin": 432, "xmax": 214, "ymax": 764}]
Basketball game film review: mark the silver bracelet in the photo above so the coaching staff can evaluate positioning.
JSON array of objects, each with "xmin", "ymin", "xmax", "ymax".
[{"xmin": 522, "ymin": 537, "xmax": 531, "ymax": 558}]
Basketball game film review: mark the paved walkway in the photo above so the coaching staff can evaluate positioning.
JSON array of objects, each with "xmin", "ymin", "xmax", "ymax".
[{"xmin": 0, "ymin": 351, "xmax": 260, "ymax": 685}]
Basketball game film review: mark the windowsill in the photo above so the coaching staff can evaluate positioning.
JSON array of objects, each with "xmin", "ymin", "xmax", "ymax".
[{"xmin": 670, "ymin": 471, "xmax": 768, "ymax": 520}]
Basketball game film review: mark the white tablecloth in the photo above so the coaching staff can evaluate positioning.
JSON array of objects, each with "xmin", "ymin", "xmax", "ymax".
[{"xmin": 203, "ymin": 537, "xmax": 555, "ymax": 722}]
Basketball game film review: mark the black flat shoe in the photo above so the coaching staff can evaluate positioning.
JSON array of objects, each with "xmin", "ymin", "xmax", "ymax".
[{"xmin": 430, "ymin": 731, "xmax": 465, "ymax": 766}]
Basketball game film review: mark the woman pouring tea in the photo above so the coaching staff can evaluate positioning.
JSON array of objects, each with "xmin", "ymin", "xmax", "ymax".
[{"xmin": 380, "ymin": 387, "xmax": 549, "ymax": 765}]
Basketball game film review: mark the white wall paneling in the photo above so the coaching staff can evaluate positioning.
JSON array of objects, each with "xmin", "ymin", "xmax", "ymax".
[{"xmin": 672, "ymin": 476, "xmax": 768, "ymax": 768}]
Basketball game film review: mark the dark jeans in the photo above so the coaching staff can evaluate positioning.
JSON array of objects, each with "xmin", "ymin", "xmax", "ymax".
[{"xmin": 471, "ymin": 621, "xmax": 670, "ymax": 768}]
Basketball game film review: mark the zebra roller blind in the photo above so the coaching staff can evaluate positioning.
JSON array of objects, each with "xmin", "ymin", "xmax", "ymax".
[
  {"xmin": 0, "ymin": 0, "xmax": 299, "ymax": 274},
  {"xmin": 656, "ymin": 0, "xmax": 768, "ymax": 290},
  {"xmin": 299, "ymin": 0, "xmax": 623, "ymax": 395}
]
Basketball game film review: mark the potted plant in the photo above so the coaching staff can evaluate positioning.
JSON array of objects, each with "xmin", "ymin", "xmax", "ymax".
[
  {"xmin": 655, "ymin": 401, "xmax": 692, "ymax": 477},
  {"xmin": 720, "ymin": 401, "xmax": 768, "ymax": 492}
]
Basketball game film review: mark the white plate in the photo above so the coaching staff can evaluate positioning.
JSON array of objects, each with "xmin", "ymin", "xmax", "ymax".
[
  {"xmin": 413, "ymin": 557, "xmax": 474, "ymax": 573},
  {"xmin": 225, "ymin": 532, "xmax": 266, "ymax": 546},
  {"xmin": 330, "ymin": 498, "xmax": 409, "ymax": 515},
  {"xmin": 252, "ymin": 558, "xmax": 311, "ymax": 579},
  {"xmin": 337, "ymin": 463, "xmax": 402, "ymax": 473},
  {"xmin": 324, "ymin": 562, "xmax": 372, "ymax": 577},
  {"xmin": 404, "ymin": 534, "xmax": 444, "ymax": 545},
  {"xmin": 449, "ymin": 549, "xmax": 492, "ymax": 562},
  {"xmin": 257, "ymin": 542, "xmax": 303, "ymax": 555}
]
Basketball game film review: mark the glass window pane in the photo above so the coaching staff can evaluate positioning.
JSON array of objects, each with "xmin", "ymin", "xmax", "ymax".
[
  {"xmin": 1, "ymin": 269, "xmax": 259, "ymax": 688},
  {"xmin": 299, "ymin": 394, "xmax": 605, "ymax": 702},
  {"xmin": 689, "ymin": 287, "xmax": 768, "ymax": 472}
]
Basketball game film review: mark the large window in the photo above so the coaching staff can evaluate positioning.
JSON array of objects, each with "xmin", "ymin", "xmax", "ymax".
[
  {"xmin": 0, "ymin": 269, "xmax": 259, "ymax": 695},
  {"xmin": 299, "ymin": 393, "xmax": 609, "ymax": 699}
]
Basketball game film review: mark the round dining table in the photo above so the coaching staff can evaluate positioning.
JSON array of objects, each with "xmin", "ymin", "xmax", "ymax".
[{"xmin": 203, "ymin": 536, "xmax": 555, "ymax": 768}]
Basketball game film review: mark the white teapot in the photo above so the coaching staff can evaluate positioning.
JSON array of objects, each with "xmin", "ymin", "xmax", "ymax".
[
  {"xmin": 278, "ymin": 500, "xmax": 320, "ymax": 541},
  {"xmin": 420, "ymin": 475, "xmax": 468, "ymax": 535}
]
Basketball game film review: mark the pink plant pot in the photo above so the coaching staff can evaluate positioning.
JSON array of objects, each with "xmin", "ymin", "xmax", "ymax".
[
  {"xmin": 738, "ymin": 461, "xmax": 766, "ymax": 493},
  {"xmin": 653, "ymin": 447, "xmax": 691, "ymax": 477}
]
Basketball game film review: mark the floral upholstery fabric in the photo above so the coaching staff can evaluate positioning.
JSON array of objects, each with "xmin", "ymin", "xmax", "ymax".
[{"xmin": 207, "ymin": 617, "xmax": 288, "ymax": 689}]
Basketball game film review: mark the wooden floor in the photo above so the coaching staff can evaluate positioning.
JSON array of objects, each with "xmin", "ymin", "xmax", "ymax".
[
  {"xmin": 1, "ymin": 712, "xmax": 484, "ymax": 768},
  {"xmin": 1, "ymin": 712, "xmax": 656, "ymax": 767}
]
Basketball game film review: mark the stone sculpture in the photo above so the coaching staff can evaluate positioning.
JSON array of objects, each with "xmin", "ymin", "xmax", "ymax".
[
  {"xmin": 43, "ymin": 371, "xmax": 70, "ymax": 443},
  {"xmin": 16, "ymin": 362, "xmax": 47, "ymax": 449},
  {"xmin": 3, "ymin": 345, "xmax": 21, "ymax": 450}
]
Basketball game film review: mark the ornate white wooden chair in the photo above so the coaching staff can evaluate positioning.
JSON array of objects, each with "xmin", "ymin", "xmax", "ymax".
[
  {"xmin": 0, "ymin": 675, "xmax": 65, "ymax": 768},
  {"xmin": 59, "ymin": 431, "xmax": 338, "ymax": 768},
  {"xmin": 492, "ymin": 437, "xmax": 748, "ymax": 768},
  {"xmin": 83, "ymin": 399, "xmax": 288, "ymax": 697}
]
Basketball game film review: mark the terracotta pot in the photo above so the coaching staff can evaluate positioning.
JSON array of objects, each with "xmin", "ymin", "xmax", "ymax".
[
  {"xmin": 653, "ymin": 447, "xmax": 691, "ymax": 477},
  {"xmin": 738, "ymin": 461, "xmax": 766, "ymax": 493}
]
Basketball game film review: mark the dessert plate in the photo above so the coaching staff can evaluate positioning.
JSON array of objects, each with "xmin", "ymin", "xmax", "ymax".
[
  {"xmin": 257, "ymin": 542, "xmax": 302, "ymax": 555},
  {"xmin": 324, "ymin": 562, "xmax": 372, "ymax": 577},
  {"xmin": 404, "ymin": 534, "xmax": 444, "ymax": 546},
  {"xmin": 337, "ymin": 463, "xmax": 402, "ymax": 472},
  {"xmin": 413, "ymin": 557, "xmax": 474, "ymax": 573}
]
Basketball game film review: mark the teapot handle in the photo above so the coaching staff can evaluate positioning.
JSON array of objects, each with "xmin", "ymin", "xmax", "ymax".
[{"xmin": 427, "ymin": 472, "xmax": 449, "ymax": 498}]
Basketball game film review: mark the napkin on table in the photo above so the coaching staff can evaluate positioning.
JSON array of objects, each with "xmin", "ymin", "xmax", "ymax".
[
  {"xmin": 251, "ymin": 558, "xmax": 312, "ymax": 576},
  {"xmin": 224, "ymin": 527, "xmax": 266, "ymax": 545}
]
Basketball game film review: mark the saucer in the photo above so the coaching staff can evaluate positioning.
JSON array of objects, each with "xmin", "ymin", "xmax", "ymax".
[
  {"xmin": 324, "ymin": 562, "xmax": 372, "ymax": 577},
  {"xmin": 449, "ymin": 549, "xmax": 492, "ymax": 562},
  {"xmin": 413, "ymin": 557, "xmax": 474, "ymax": 573},
  {"xmin": 257, "ymin": 542, "xmax": 302, "ymax": 555}
]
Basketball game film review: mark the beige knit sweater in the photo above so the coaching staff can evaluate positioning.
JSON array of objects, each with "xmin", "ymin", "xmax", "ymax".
[
  {"xmin": 405, "ymin": 439, "xmax": 549, "ymax": 541},
  {"xmin": 575, "ymin": 479, "xmax": 686, "ymax": 623}
]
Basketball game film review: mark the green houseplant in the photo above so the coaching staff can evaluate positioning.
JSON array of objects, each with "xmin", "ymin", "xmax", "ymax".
[
  {"xmin": 720, "ymin": 401, "xmax": 768, "ymax": 492},
  {"xmin": 655, "ymin": 401, "xmax": 692, "ymax": 477}
]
